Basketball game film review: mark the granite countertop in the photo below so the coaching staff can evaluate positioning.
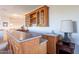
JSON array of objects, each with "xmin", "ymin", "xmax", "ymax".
[
  {"xmin": 18, "ymin": 35, "xmax": 41, "ymax": 43},
  {"xmin": 7, "ymin": 31, "xmax": 42, "ymax": 43},
  {"xmin": 44, "ymin": 33, "xmax": 58, "ymax": 36},
  {"xmin": 7, "ymin": 31, "xmax": 59, "ymax": 43}
]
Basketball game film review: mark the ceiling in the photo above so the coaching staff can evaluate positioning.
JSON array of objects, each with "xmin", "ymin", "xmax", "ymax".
[{"xmin": 0, "ymin": 5, "xmax": 41, "ymax": 17}]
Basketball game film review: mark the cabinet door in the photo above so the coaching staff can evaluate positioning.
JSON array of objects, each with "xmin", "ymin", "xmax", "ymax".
[
  {"xmin": 43, "ymin": 6, "xmax": 49, "ymax": 26},
  {"xmin": 25, "ymin": 14, "xmax": 31, "ymax": 26},
  {"xmin": 47, "ymin": 36, "xmax": 57, "ymax": 54},
  {"xmin": 38, "ymin": 6, "xmax": 49, "ymax": 26},
  {"xmin": 43, "ymin": 35, "xmax": 58, "ymax": 54},
  {"xmin": 21, "ymin": 38, "xmax": 39, "ymax": 54}
]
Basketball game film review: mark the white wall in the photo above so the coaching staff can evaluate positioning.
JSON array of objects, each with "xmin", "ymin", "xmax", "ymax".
[
  {"xmin": 28, "ymin": 5, "xmax": 79, "ymax": 53},
  {"xmin": 0, "ymin": 16, "xmax": 25, "ymax": 29}
]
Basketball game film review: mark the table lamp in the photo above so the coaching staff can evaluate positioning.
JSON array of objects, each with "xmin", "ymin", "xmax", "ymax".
[{"xmin": 61, "ymin": 20, "xmax": 73, "ymax": 43}]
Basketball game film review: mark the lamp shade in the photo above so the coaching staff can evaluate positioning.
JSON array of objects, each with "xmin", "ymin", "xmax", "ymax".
[{"xmin": 61, "ymin": 20, "xmax": 73, "ymax": 33}]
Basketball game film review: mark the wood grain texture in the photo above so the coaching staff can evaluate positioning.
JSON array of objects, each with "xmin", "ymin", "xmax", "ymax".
[
  {"xmin": 43, "ymin": 35, "xmax": 58, "ymax": 54},
  {"xmin": 21, "ymin": 38, "xmax": 39, "ymax": 54},
  {"xmin": 25, "ymin": 6, "xmax": 49, "ymax": 27},
  {"xmin": 7, "ymin": 31, "xmax": 47, "ymax": 54}
]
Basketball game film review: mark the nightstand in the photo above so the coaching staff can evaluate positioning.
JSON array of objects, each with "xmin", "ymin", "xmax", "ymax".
[{"xmin": 57, "ymin": 41, "xmax": 75, "ymax": 54}]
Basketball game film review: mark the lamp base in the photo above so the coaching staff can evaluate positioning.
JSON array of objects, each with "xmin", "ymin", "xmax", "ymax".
[{"xmin": 63, "ymin": 33, "xmax": 71, "ymax": 43}]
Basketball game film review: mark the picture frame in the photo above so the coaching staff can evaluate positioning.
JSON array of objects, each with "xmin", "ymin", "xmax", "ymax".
[{"xmin": 2, "ymin": 22, "xmax": 8, "ymax": 27}]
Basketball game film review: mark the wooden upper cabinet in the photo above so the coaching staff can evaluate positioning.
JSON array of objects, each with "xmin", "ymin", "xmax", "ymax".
[{"xmin": 25, "ymin": 6, "xmax": 49, "ymax": 27}]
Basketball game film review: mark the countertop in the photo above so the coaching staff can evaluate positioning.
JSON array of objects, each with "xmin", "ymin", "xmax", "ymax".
[
  {"xmin": 44, "ymin": 33, "xmax": 58, "ymax": 36},
  {"xmin": 7, "ymin": 31, "xmax": 42, "ymax": 43}
]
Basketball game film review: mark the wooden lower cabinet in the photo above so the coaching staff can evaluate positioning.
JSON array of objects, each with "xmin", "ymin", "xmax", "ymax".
[
  {"xmin": 8, "ymin": 34, "xmax": 47, "ymax": 54},
  {"xmin": 43, "ymin": 35, "xmax": 58, "ymax": 54},
  {"xmin": 20, "ymin": 38, "xmax": 39, "ymax": 54}
]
